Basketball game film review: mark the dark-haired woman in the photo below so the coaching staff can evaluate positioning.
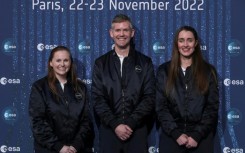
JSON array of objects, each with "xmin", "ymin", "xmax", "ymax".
[
  {"xmin": 156, "ymin": 26, "xmax": 219, "ymax": 153},
  {"xmin": 29, "ymin": 46, "xmax": 93, "ymax": 153}
]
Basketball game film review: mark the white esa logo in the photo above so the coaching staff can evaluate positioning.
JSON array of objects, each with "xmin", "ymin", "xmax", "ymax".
[
  {"xmin": 223, "ymin": 78, "xmax": 244, "ymax": 86},
  {"xmin": 0, "ymin": 145, "xmax": 20, "ymax": 153},
  {"xmin": 37, "ymin": 43, "xmax": 57, "ymax": 51},
  {"xmin": 223, "ymin": 147, "xmax": 243, "ymax": 153},
  {"xmin": 148, "ymin": 146, "xmax": 159, "ymax": 153},
  {"xmin": 0, "ymin": 77, "xmax": 20, "ymax": 85}
]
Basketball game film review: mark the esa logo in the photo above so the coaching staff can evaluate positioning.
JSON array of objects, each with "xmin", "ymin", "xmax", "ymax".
[
  {"xmin": 2, "ymin": 107, "xmax": 18, "ymax": 125},
  {"xmin": 37, "ymin": 43, "xmax": 57, "ymax": 51},
  {"xmin": 223, "ymin": 147, "xmax": 243, "ymax": 153},
  {"xmin": 0, "ymin": 145, "xmax": 20, "ymax": 153},
  {"xmin": 223, "ymin": 78, "xmax": 244, "ymax": 86},
  {"xmin": 227, "ymin": 39, "xmax": 243, "ymax": 57},
  {"xmin": 4, "ymin": 110, "xmax": 17, "ymax": 121},
  {"xmin": 2, "ymin": 39, "xmax": 17, "ymax": 55},
  {"xmin": 153, "ymin": 42, "xmax": 166, "ymax": 54},
  {"xmin": 148, "ymin": 146, "xmax": 159, "ymax": 153},
  {"xmin": 81, "ymin": 79, "xmax": 92, "ymax": 85},
  {"xmin": 0, "ymin": 77, "xmax": 20, "ymax": 85},
  {"xmin": 78, "ymin": 41, "xmax": 91, "ymax": 54},
  {"xmin": 200, "ymin": 45, "xmax": 207, "ymax": 50},
  {"xmin": 227, "ymin": 108, "xmax": 242, "ymax": 125}
]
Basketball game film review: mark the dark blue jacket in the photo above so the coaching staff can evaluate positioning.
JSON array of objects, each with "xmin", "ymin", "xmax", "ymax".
[
  {"xmin": 29, "ymin": 77, "xmax": 93, "ymax": 153},
  {"xmin": 92, "ymin": 48, "xmax": 155, "ymax": 130},
  {"xmin": 156, "ymin": 61, "xmax": 219, "ymax": 142}
]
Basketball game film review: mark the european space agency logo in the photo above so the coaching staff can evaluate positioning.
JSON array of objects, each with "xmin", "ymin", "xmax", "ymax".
[
  {"xmin": 37, "ymin": 43, "xmax": 57, "ymax": 51},
  {"xmin": 227, "ymin": 39, "xmax": 243, "ymax": 56},
  {"xmin": 223, "ymin": 78, "xmax": 244, "ymax": 86},
  {"xmin": 227, "ymin": 108, "xmax": 242, "ymax": 125},
  {"xmin": 0, "ymin": 77, "xmax": 20, "ymax": 85},
  {"xmin": 200, "ymin": 45, "xmax": 207, "ymax": 51},
  {"xmin": 0, "ymin": 145, "xmax": 20, "ymax": 152},
  {"xmin": 153, "ymin": 42, "xmax": 166, "ymax": 54},
  {"xmin": 148, "ymin": 146, "xmax": 159, "ymax": 153},
  {"xmin": 2, "ymin": 107, "xmax": 18, "ymax": 124},
  {"xmin": 2, "ymin": 39, "xmax": 17, "ymax": 55},
  {"xmin": 78, "ymin": 41, "xmax": 91, "ymax": 54},
  {"xmin": 81, "ymin": 79, "xmax": 92, "ymax": 85},
  {"xmin": 223, "ymin": 147, "xmax": 243, "ymax": 153}
]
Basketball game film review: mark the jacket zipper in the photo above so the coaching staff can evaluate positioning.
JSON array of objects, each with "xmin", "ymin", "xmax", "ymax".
[
  {"xmin": 184, "ymin": 83, "xmax": 188, "ymax": 132},
  {"xmin": 122, "ymin": 89, "xmax": 125, "ymax": 120}
]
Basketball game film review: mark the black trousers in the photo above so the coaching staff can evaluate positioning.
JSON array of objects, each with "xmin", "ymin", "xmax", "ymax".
[
  {"xmin": 33, "ymin": 140, "xmax": 91, "ymax": 153},
  {"xmin": 99, "ymin": 125, "xmax": 148, "ymax": 153},
  {"xmin": 159, "ymin": 131, "xmax": 214, "ymax": 153}
]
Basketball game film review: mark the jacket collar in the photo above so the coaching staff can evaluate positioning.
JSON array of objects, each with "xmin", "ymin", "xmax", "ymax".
[
  {"xmin": 112, "ymin": 47, "xmax": 136, "ymax": 58},
  {"xmin": 109, "ymin": 47, "xmax": 137, "ymax": 84}
]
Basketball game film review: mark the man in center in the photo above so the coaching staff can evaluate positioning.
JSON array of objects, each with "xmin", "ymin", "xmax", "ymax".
[{"xmin": 92, "ymin": 14, "xmax": 155, "ymax": 153}]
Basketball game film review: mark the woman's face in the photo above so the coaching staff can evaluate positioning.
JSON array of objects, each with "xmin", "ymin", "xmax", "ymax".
[
  {"xmin": 49, "ymin": 50, "xmax": 71, "ymax": 79},
  {"xmin": 177, "ymin": 30, "xmax": 197, "ymax": 59}
]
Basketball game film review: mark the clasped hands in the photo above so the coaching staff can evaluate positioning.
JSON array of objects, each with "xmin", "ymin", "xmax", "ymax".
[
  {"xmin": 115, "ymin": 124, "xmax": 133, "ymax": 141},
  {"xmin": 60, "ymin": 145, "xmax": 77, "ymax": 153},
  {"xmin": 176, "ymin": 134, "xmax": 198, "ymax": 149}
]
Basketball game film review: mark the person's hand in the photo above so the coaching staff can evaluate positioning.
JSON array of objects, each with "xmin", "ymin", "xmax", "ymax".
[
  {"xmin": 176, "ymin": 134, "xmax": 188, "ymax": 146},
  {"xmin": 115, "ymin": 124, "xmax": 133, "ymax": 141},
  {"xmin": 69, "ymin": 146, "xmax": 77, "ymax": 153},
  {"xmin": 59, "ymin": 145, "xmax": 70, "ymax": 153},
  {"xmin": 124, "ymin": 125, "xmax": 133, "ymax": 134},
  {"xmin": 186, "ymin": 137, "xmax": 198, "ymax": 148}
]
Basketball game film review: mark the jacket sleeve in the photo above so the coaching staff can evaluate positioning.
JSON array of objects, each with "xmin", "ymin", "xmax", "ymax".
[
  {"xmin": 29, "ymin": 82, "xmax": 63, "ymax": 152},
  {"xmin": 189, "ymin": 67, "xmax": 219, "ymax": 142},
  {"xmin": 155, "ymin": 66, "xmax": 182, "ymax": 140},
  {"xmin": 92, "ymin": 61, "xmax": 121, "ymax": 130},
  {"xmin": 125, "ymin": 59, "xmax": 155, "ymax": 130},
  {"xmin": 71, "ymin": 87, "xmax": 94, "ymax": 152}
]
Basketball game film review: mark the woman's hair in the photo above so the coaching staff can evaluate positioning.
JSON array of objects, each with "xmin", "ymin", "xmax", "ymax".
[
  {"xmin": 166, "ymin": 26, "xmax": 209, "ymax": 95},
  {"xmin": 48, "ymin": 46, "xmax": 80, "ymax": 97}
]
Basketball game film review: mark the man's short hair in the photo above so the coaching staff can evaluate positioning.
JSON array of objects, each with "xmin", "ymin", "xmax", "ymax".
[{"xmin": 111, "ymin": 14, "xmax": 133, "ymax": 29}]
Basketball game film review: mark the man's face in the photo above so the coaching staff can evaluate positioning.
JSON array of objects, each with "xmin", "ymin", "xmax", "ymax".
[{"xmin": 110, "ymin": 21, "xmax": 135, "ymax": 50}]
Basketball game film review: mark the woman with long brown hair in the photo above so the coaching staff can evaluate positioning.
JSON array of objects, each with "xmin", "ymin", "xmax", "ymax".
[{"xmin": 156, "ymin": 26, "xmax": 219, "ymax": 153}]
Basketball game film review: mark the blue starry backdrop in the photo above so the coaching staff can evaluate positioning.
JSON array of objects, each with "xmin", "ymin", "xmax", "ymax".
[{"xmin": 0, "ymin": 0, "xmax": 244, "ymax": 152}]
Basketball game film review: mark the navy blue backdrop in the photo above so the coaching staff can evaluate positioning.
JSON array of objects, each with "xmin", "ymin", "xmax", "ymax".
[{"xmin": 1, "ymin": 0, "xmax": 244, "ymax": 153}]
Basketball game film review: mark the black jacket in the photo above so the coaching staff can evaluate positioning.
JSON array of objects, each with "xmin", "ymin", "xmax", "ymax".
[
  {"xmin": 29, "ymin": 76, "xmax": 93, "ymax": 153},
  {"xmin": 92, "ymin": 48, "xmax": 155, "ymax": 130},
  {"xmin": 156, "ymin": 61, "xmax": 219, "ymax": 142}
]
